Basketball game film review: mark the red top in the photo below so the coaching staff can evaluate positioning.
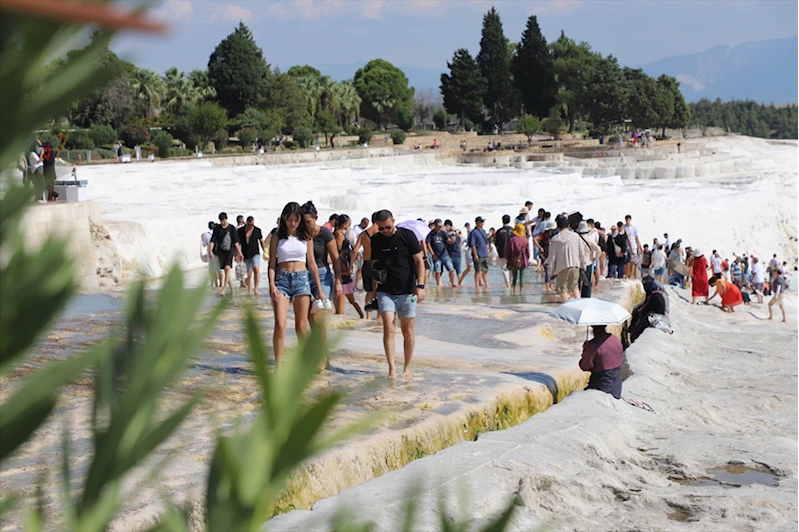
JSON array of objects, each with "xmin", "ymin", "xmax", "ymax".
[{"xmin": 580, "ymin": 333, "xmax": 623, "ymax": 372}]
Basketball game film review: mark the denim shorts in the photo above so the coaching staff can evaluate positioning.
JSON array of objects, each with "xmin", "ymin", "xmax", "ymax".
[
  {"xmin": 245, "ymin": 254, "xmax": 261, "ymax": 271},
  {"xmin": 377, "ymin": 292, "xmax": 417, "ymax": 319},
  {"xmin": 311, "ymin": 265, "xmax": 334, "ymax": 300},
  {"xmin": 274, "ymin": 269, "xmax": 311, "ymax": 300},
  {"xmin": 450, "ymin": 255, "xmax": 462, "ymax": 275},
  {"xmin": 433, "ymin": 255, "xmax": 454, "ymax": 273},
  {"xmin": 654, "ymin": 267, "xmax": 665, "ymax": 277}
]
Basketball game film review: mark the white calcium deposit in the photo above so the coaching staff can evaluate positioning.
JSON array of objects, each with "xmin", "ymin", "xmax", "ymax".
[{"xmin": 77, "ymin": 136, "xmax": 797, "ymax": 281}]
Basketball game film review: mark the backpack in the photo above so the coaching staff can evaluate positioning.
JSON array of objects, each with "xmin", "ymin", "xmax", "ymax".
[{"xmin": 220, "ymin": 228, "xmax": 231, "ymax": 251}]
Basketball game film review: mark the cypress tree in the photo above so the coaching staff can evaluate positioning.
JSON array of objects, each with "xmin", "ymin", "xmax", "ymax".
[
  {"xmin": 440, "ymin": 49, "xmax": 487, "ymax": 126},
  {"xmin": 511, "ymin": 15, "xmax": 557, "ymax": 119},
  {"xmin": 208, "ymin": 23, "xmax": 270, "ymax": 117},
  {"xmin": 477, "ymin": 7, "xmax": 514, "ymax": 127}
]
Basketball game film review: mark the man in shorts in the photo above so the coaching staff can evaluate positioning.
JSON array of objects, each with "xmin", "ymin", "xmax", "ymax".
[
  {"xmin": 367, "ymin": 210, "xmax": 425, "ymax": 379},
  {"xmin": 426, "ymin": 219, "xmax": 456, "ymax": 287},
  {"xmin": 208, "ymin": 212, "xmax": 243, "ymax": 297},
  {"xmin": 546, "ymin": 216, "xmax": 590, "ymax": 302},
  {"xmin": 624, "ymin": 215, "xmax": 642, "ymax": 279},
  {"xmin": 238, "ymin": 216, "xmax": 266, "ymax": 295},
  {"xmin": 467, "ymin": 216, "xmax": 490, "ymax": 288},
  {"xmin": 768, "ymin": 268, "xmax": 787, "ymax": 323}
]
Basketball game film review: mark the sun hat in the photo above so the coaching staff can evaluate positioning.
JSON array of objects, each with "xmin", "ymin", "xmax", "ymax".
[
  {"xmin": 512, "ymin": 224, "xmax": 526, "ymax": 237},
  {"xmin": 693, "ymin": 248, "xmax": 703, "ymax": 257},
  {"xmin": 542, "ymin": 220, "xmax": 557, "ymax": 231},
  {"xmin": 576, "ymin": 221, "xmax": 590, "ymax": 234},
  {"xmin": 519, "ymin": 206, "xmax": 529, "ymax": 215}
]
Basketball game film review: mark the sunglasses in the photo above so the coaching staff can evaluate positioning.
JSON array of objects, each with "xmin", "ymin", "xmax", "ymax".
[{"xmin": 378, "ymin": 225, "xmax": 393, "ymax": 233}]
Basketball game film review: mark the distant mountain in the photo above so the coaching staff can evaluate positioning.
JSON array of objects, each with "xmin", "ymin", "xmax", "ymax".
[
  {"xmin": 641, "ymin": 36, "xmax": 798, "ymax": 104},
  {"xmin": 311, "ymin": 61, "xmax": 442, "ymax": 96}
]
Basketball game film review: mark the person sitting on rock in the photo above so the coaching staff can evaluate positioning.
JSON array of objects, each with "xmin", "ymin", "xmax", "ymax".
[
  {"xmin": 579, "ymin": 325, "xmax": 623, "ymax": 399},
  {"xmin": 627, "ymin": 276, "xmax": 669, "ymax": 346}
]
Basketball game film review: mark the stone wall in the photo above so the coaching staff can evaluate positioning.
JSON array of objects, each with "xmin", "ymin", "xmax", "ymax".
[
  {"xmin": 14, "ymin": 201, "xmax": 102, "ymax": 289},
  {"xmin": 207, "ymin": 147, "xmax": 396, "ymax": 167}
]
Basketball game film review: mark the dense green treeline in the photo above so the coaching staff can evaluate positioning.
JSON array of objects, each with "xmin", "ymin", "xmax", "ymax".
[
  {"xmin": 689, "ymin": 99, "xmax": 798, "ymax": 139},
  {"xmin": 41, "ymin": 10, "xmax": 796, "ymax": 158}
]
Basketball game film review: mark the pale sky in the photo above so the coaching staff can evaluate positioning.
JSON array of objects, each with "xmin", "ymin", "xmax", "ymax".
[{"xmin": 112, "ymin": 0, "xmax": 798, "ymax": 75}]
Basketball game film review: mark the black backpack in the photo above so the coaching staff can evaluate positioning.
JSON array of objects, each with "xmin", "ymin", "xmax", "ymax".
[{"xmin": 495, "ymin": 226, "xmax": 512, "ymax": 259}]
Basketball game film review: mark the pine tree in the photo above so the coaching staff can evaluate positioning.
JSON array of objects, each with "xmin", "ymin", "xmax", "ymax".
[
  {"xmin": 440, "ymin": 49, "xmax": 487, "ymax": 127},
  {"xmin": 208, "ymin": 23, "xmax": 270, "ymax": 117},
  {"xmin": 511, "ymin": 15, "xmax": 556, "ymax": 119},
  {"xmin": 551, "ymin": 31, "xmax": 597, "ymax": 133},
  {"xmin": 584, "ymin": 55, "xmax": 628, "ymax": 134},
  {"xmin": 477, "ymin": 7, "xmax": 514, "ymax": 128}
]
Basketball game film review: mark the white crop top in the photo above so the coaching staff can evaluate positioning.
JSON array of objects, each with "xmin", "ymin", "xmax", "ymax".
[{"xmin": 277, "ymin": 236, "xmax": 307, "ymax": 264}]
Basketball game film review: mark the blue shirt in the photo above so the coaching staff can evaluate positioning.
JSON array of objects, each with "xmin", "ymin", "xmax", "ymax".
[
  {"xmin": 426, "ymin": 229, "xmax": 450, "ymax": 259},
  {"xmin": 446, "ymin": 231, "xmax": 461, "ymax": 256},
  {"xmin": 468, "ymin": 228, "xmax": 489, "ymax": 258}
]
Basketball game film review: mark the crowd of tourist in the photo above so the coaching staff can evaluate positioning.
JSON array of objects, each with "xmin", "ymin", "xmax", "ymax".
[{"xmin": 200, "ymin": 200, "xmax": 792, "ymax": 387}]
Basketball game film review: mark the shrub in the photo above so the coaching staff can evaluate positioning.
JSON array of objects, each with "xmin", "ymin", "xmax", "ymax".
[
  {"xmin": 390, "ymin": 130, "xmax": 406, "ymax": 146},
  {"xmin": 236, "ymin": 127, "xmax": 256, "ymax": 149},
  {"xmin": 89, "ymin": 124, "xmax": 116, "ymax": 146},
  {"xmin": 282, "ymin": 140, "xmax": 295, "ymax": 150},
  {"xmin": 357, "ymin": 127, "xmax": 374, "ymax": 145},
  {"xmin": 515, "ymin": 114, "xmax": 541, "ymax": 142},
  {"xmin": 433, "ymin": 109, "xmax": 447, "ymax": 131},
  {"xmin": 65, "ymin": 130, "xmax": 94, "ymax": 150},
  {"xmin": 541, "ymin": 115, "xmax": 565, "ymax": 138},
  {"xmin": 152, "ymin": 130, "xmax": 173, "ymax": 158},
  {"xmin": 343, "ymin": 123, "xmax": 358, "ymax": 136},
  {"xmin": 292, "ymin": 126, "xmax": 313, "ymax": 148},
  {"xmin": 464, "ymin": 118, "xmax": 475, "ymax": 132},
  {"xmin": 171, "ymin": 147, "xmax": 191, "ymax": 157},
  {"xmin": 608, "ymin": 135, "xmax": 620, "ymax": 144},
  {"xmin": 119, "ymin": 123, "xmax": 150, "ymax": 147},
  {"xmin": 212, "ymin": 128, "xmax": 228, "ymax": 150},
  {"xmin": 395, "ymin": 105, "xmax": 414, "ymax": 132}
]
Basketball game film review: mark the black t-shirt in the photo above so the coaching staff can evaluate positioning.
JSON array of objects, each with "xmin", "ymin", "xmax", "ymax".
[
  {"xmin": 238, "ymin": 226, "xmax": 263, "ymax": 259},
  {"xmin": 372, "ymin": 227, "xmax": 422, "ymax": 295},
  {"xmin": 313, "ymin": 227, "xmax": 335, "ymax": 268},
  {"xmin": 495, "ymin": 226, "xmax": 512, "ymax": 259},
  {"xmin": 212, "ymin": 224, "xmax": 239, "ymax": 252},
  {"xmin": 425, "ymin": 229, "xmax": 449, "ymax": 258}
]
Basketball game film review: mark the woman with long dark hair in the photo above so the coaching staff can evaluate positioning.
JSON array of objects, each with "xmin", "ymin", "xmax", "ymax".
[
  {"xmin": 335, "ymin": 214, "xmax": 365, "ymax": 318},
  {"xmin": 268, "ymin": 202, "xmax": 326, "ymax": 366}
]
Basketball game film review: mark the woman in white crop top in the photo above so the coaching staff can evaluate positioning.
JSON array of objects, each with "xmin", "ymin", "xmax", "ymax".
[{"xmin": 268, "ymin": 202, "xmax": 326, "ymax": 366}]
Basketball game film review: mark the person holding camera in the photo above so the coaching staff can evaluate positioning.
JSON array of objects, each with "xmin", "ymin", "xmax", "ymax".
[{"xmin": 367, "ymin": 210, "xmax": 426, "ymax": 379}]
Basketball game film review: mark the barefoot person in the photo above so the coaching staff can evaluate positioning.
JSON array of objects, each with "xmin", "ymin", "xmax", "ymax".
[
  {"xmin": 238, "ymin": 216, "xmax": 266, "ymax": 295},
  {"xmin": 708, "ymin": 277, "xmax": 743, "ymax": 313},
  {"xmin": 268, "ymin": 202, "xmax": 326, "ymax": 366},
  {"xmin": 691, "ymin": 248, "xmax": 709, "ymax": 304},
  {"xmin": 367, "ymin": 210, "xmax": 425, "ymax": 379},
  {"xmin": 353, "ymin": 213, "xmax": 380, "ymax": 319},
  {"xmin": 506, "ymin": 223, "xmax": 530, "ymax": 295},
  {"xmin": 768, "ymin": 268, "xmax": 787, "ymax": 323},
  {"xmin": 208, "ymin": 212, "xmax": 243, "ymax": 297},
  {"xmin": 335, "ymin": 214, "xmax": 364, "ymax": 319}
]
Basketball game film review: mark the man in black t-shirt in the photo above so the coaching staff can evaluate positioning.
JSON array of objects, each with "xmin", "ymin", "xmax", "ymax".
[
  {"xmin": 238, "ymin": 216, "xmax": 266, "ymax": 295},
  {"xmin": 367, "ymin": 209, "xmax": 425, "ymax": 379},
  {"xmin": 209, "ymin": 212, "xmax": 243, "ymax": 297},
  {"xmin": 494, "ymin": 214, "xmax": 513, "ymax": 288}
]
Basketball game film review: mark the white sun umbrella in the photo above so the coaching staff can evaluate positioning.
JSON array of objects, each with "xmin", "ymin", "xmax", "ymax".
[
  {"xmin": 550, "ymin": 298, "xmax": 630, "ymax": 326},
  {"xmin": 397, "ymin": 219, "xmax": 431, "ymax": 241}
]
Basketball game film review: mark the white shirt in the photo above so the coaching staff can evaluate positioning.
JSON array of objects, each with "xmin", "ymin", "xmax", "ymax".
[
  {"xmin": 663, "ymin": 238, "xmax": 671, "ymax": 249},
  {"xmin": 711, "ymin": 256, "xmax": 723, "ymax": 274},
  {"xmin": 28, "ymin": 151, "xmax": 42, "ymax": 170},
  {"xmin": 587, "ymin": 228, "xmax": 599, "ymax": 245},
  {"xmin": 651, "ymin": 249, "xmax": 667, "ymax": 270},
  {"xmin": 201, "ymin": 230, "xmax": 213, "ymax": 248},
  {"xmin": 625, "ymin": 224, "xmax": 639, "ymax": 250},
  {"xmin": 752, "ymin": 263, "xmax": 766, "ymax": 283}
]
